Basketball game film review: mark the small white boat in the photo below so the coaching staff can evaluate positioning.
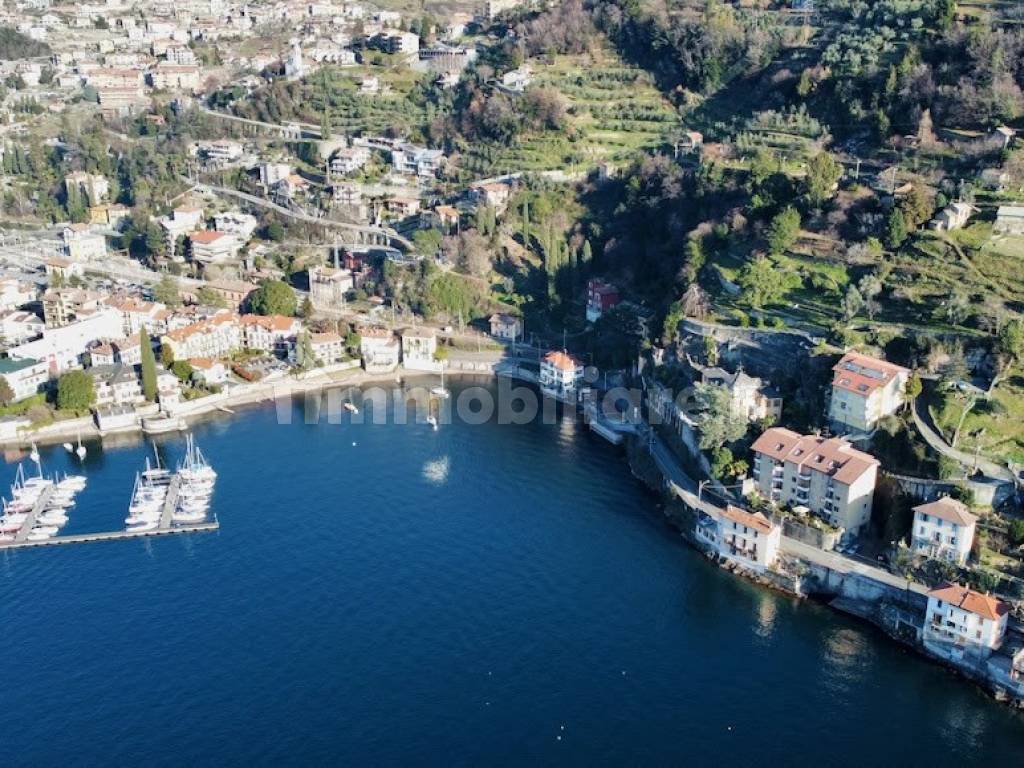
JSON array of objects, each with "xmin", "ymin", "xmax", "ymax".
[
  {"xmin": 344, "ymin": 401, "xmax": 359, "ymax": 414},
  {"xmin": 29, "ymin": 443, "xmax": 39, "ymax": 463},
  {"xmin": 26, "ymin": 530, "xmax": 52, "ymax": 541},
  {"xmin": 57, "ymin": 474, "xmax": 87, "ymax": 492},
  {"xmin": 431, "ymin": 366, "xmax": 450, "ymax": 399},
  {"xmin": 426, "ymin": 414, "xmax": 438, "ymax": 430},
  {"xmin": 75, "ymin": 434, "xmax": 87, "ymax": 460},
  {"xmin": 63, "ymin": 442, "xmax": 74, "ymax": 453},
  {"xmin": 31, "ymin": 525, "xmax": 59, "ymax": 536},
  {"xmin": 172, "ymin": 508, "xmax": 207, "ymax": 523},
  {"xmin": 0, "ymin": 532, "xmax": 14, "ymax": 543},
  {"xmin": 37, "ymin": 511, "xmax": 68, "ymax": 527},
  {"xmin": 126, "ymin": 519, "xmax": 159, "ymax": 533}
]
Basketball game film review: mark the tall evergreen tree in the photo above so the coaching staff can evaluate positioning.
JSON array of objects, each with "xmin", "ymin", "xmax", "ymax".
[{"xmin": 139, "ymin": 325, "xmax": 158, "ymax": 402}]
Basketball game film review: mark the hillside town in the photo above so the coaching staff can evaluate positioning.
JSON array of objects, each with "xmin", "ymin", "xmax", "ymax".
[{"xmin": 2, "ymin": 0, "xmax": 1024, "ymax": 710}]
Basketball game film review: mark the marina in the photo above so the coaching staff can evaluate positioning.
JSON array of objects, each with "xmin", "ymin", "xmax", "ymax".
[{"xmin": 0, "ymin": 435, "xmax": 219, "ymax": 552}]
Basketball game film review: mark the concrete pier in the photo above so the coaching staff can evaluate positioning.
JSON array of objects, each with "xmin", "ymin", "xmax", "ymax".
[
  {"xmin": 0, "ymin": 520, "xmax": 219, "ymax": 551},
  {"xmin": 13, "ymin": 485, "xmax": 54, "ymax": 543},
  {"xmin": 158, "ymin": 475, "xmax": 182, "ymax": 530}
]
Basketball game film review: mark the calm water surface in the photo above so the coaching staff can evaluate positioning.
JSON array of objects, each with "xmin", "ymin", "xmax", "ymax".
[{"xmin": 2, "ymin": 380, "xmax": 1022, "ymax": 766}]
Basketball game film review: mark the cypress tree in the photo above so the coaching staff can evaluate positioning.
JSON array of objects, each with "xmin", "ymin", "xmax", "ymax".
[{"xmin": 139, "ymin": 324, "xmax": 158, "ymax": 402}]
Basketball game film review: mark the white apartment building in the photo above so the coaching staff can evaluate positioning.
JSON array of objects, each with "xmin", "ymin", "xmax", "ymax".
[
  {"xmin": 161, "ymin": 315, "xmax": 242, "ymax": 361},
  {"xmin": 105, "ymin": 297, "xmax": 168, "ymax": 337},
  {"xmin": 750, "ymin": 427, "xmax": 879, "ymax": 537},
  {"xmin": 912, "ymin": 497, "xmax": 978, "ymax": 566},
  {"xmin": 401, "ymin": 328, "xmax": 441, "ymax": 372},
  {"xmin": 62, "ymin": 224, "xmax": 108, "ymax": 261},
  {"xmin": 359, "ymin": 327, "xmax": 400, "ymax": 373},
  {"xmin": 540, "ymin": 351, "xmax": 584, "ymax": 398},
  {"xmin": 9, "ymin": 307, "xmax": 124, "ymax": 374},
  {"xmin": 828, "ymin": 351, "xmax": 910, "ymax": 433},
  {"xmin": 189, "ymin": 230, "xmax": 242, "ymax": 265},
  {"xmin": 0, "ymin": 357, "xmax": 49, "ymax": 402},
  {"xmin": 0, "ymin": 310, "xmax": 44, "ymax": 346},
  {"xmin": 42, "ymin": 288, "xmax": 104, "ymax": 328},
  {"xmin": 191, "ymin": 140, "xmax": 243, "ymax": 167},
  {"xmin": 328, "ymin": 147, "xmax": 370, "ymax": 177},
  {"xmin": 240, "ymin": 314, "xmax": 302, "ymax": 356},
  {"xmin": 0, "ymin": 279, "xmax": 37, "ymax": 311},
  {"xmin": 308, "ymin": 265, "xmax": 353, "ymax": 310},
  {"xmin": 307, "ymin": 332, "xmax": 347, "ymax": 365},
  {"xmin": 925, "ymin": 584, "xmax": 1009, "ymax": 654},
  {"xmin": 157, "ymin": 205, "xmax": 205, "ymax": 260},
  {"xmin": 695, "ymin": 504, "xmax": 781, "ymax": 573},
  {"xmin": 391, "ymin": 144, "xmax": 444, "ymax": 177},
  {"xmin": 213, "ymin": 212, "xmax": 258, "ymax": 241}
]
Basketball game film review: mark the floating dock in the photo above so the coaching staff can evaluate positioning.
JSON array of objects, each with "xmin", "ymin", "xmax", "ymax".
[
  {"xmin": 0, "ymin": 520, "xmax": 219, "ymax": 551},
  {"xmin": 12, "ymin": 485, "xmax": 54, "ymax": 543},
  {"xmin": 158, "ymin": 475, "xmax": 181, "ymax": 530}
]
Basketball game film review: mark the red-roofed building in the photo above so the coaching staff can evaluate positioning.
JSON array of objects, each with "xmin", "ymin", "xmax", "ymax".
[
  {"xmin": 695, "ymin": 502, "xmax": 781, "ymax": 572},
  {"xmin": 925, "ymin": 584, "xmax": 1009, "ymax": 653},
  {"xmin": 750, "ymin": 427, "xmax": 879, "ymax": 538},
  {"xmin": 828, "ymin": 351, "xmax": 911, "ymax": 433},
  {"xmin": 540, "ymin": 350, "xmax": 583, "ymax": 399}
]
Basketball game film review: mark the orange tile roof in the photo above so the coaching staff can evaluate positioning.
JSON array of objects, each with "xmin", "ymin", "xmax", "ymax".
[
  {"xmin": 832, "ymin": 351, "xmax": 910, "ymax": 396},
  {"xmin": 543, "ymin": 350, "xmax": 580, "ymax": 372},
  {"xmin": 928, "ymin": 583, "xmax": 1008, "ymax": 622},
  {"xmin": 751, "ymin": 427, "xmax": 879, "ymax": 486},
  {"xmin": 913, "ymin": 497, "xmax": 977, "ymax": 527},
  {"xmin": 189, "ymin": 230, "xmax": 227, "ymax": 245},
  {"xmin": 720, "ymin": 505, "xmax": 774, "ymax": 535},
  {"xmin": 240, "ymin": 314, "xmax": 299, "ymax": 331}
]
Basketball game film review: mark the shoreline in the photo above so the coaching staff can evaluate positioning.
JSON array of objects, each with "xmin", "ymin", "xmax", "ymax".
[{"xmin": 1, "ymin": 366, "xmax": 486, "ymax": 452}]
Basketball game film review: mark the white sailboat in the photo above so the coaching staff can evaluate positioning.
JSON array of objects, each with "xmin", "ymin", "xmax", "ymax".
[
  {"xmin": 431, "ymin": 365, "xmax": 449, "ymax": 399},
  {"xmin": 76, "ymin": 434, "xmax": 87, "ymax": 460},
  {"xmin": 29, "ymin": 443, "xmax": 39, "ymax": 464}
]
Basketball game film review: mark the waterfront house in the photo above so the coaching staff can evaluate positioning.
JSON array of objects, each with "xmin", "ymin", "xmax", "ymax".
[
  {"xmin": 401, "ymin": 328, "xmax": 441, "ymax": 372},
  {"xmin": 0, "ymin": 357, "xmax": 48, "ymax": 402},
  {"xmin": 240, "ymin": 315, "xmax": 302, "ymax": 357},
  {"xmin": 750, "ymin": 427, "xmax": 879, "ymax": 539},
  {"xmin": 307, "ymin": 332, "xmax": 347, "ymax": 365},
  {"xmin": 828, "ymin": 351, "xmax": 910, "ymax": 434},
  {"xmin": 912, "ymin": 497, "xmax": 977, "ymax": 566},
  {"xmin": 161, "ymin": 315, "xmax": 242, "ymax": 361},
  {"xmin": 189, "ymin": 357, "xmax": 228, "ymax": 386},
  {"xmin": 92, "ymin": 363, "xmax": 145, "ymax": 408},
  {"xmin": 540, "ymin": 351, "xmax": 584, "ymax": 399},
  {"xmin": 489, "ymin": 313, "xmax": 522, "ymax": 341},
  {"xmin": 359, "ymin": 327, "xmax": 400, "ymax": 373},
  {"xmin": 585, "ymin": 279, "xmax": 620, "ymax": 323},
  {"xmin": 925, "ymin": 584, "xmax": 1009, "ymax": 657},
  {"xmin": 695, "ymin": 503, "xmax": 781, "ymax": 573}
]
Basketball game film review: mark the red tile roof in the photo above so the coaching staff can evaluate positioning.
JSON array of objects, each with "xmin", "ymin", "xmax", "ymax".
[
  {"xmin": 928, "ymin": 583, "xmax": 1008, "ymax": 622},
  {"xmin": 832, "ymin": 351, "xmax": 910, "ymax": 396},
  {"xmin": 751, "ymin": 427, "xmax": 879, "ymax": 486},
  {"xmin": 543, "ymin": 350, "xmax": 580, "ymax": 372}
]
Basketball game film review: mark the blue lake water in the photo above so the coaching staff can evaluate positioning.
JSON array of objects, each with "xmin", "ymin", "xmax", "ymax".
[{"xmin": 2, "ymin": 380, "xmax": 1022, "ymax": 765}]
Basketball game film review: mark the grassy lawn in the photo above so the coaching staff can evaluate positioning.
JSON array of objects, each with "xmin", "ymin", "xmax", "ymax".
[{"xmin": 931, "ymin": 374, "xmax": 1024, "ymax": 464}]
